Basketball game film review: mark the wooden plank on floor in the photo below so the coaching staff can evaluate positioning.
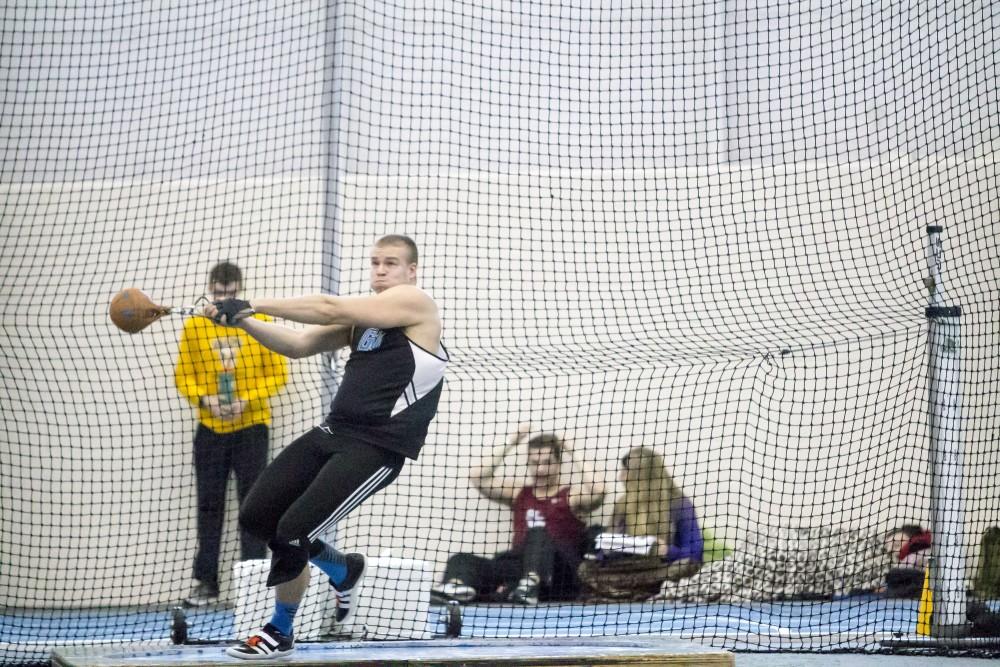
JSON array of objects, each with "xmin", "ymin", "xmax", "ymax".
[{"xmin": 52, "ymin": 637, "xmax": 734, "ymax": 667}]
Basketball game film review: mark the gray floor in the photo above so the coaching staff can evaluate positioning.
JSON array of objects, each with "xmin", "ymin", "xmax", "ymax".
[
  {"xmin": 736, "ymin": 654, "xmax": 992, "ymax": 666},
  {"xmin": 47, "ymin": 644, "xmax": 996, "ymax": 667}
]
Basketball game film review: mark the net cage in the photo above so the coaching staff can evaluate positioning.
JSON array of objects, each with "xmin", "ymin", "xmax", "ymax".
[{"xmin": 1, "ymin": 0, "xmax": 998, "ymax": 664}]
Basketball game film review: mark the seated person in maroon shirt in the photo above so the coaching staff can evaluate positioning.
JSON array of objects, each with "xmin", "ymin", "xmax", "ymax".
[{"xmin": 433, "ymin": 425, "xmax": 606, "ymax": 605}]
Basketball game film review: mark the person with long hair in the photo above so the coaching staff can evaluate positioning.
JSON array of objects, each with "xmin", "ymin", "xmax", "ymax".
[{"xmin": 612, "ymin": 446, "xmax": 703, "ymax": 581}]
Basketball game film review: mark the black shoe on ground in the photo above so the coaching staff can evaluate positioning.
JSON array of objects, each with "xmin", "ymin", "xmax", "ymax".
[
  {"xmin": 331, "ymin": 552, "xmax": 367, "ymax": 624},
  {"xmin": 509, "ymin": 577, "xmax": 539, "ymax": 605},
  {"xmin": 432, "ymin": 580, "xmax": 477, "ymax": 604},
  {"xmin": 225, "ymin": 623, "xmax": 294, "ymax": 660},
  {"xmin": 182, "ymin": 581, "xmax": 219, "ymax": 608}
]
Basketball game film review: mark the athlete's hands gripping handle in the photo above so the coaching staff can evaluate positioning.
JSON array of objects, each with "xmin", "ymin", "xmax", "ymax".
[{"xmin": 211, "ymin": 298, "xmax": 254, "ymax": 326}]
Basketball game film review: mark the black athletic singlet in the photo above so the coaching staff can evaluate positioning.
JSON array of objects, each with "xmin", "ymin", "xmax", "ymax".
[{"xmin": 326, "ymin": 326, "xmax": 448, "ymax": 459}]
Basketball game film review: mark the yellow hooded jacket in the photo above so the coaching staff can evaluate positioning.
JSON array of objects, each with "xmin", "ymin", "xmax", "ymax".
[{"xmin": 175, "ymin": 314, "xmax": 288, "ymax": 434}]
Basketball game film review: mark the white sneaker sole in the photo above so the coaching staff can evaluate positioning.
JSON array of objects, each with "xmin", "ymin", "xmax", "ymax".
[
  {"xmin": 224, "ymin": 645, "xmax": 294, "ymax": 660},
  {"xmin": 183, "ymin": 598, "xmax": 218, "ymax": 608}
]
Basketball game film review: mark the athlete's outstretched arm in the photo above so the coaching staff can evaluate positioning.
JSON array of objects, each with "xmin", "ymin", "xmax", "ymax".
[
  {"xmin": 250, "ymin": 285, "xmax": 435, "ymax": 329},
  {"xmin": 211, "ymin": 314, "xmax": 351, "ymax": 359}
]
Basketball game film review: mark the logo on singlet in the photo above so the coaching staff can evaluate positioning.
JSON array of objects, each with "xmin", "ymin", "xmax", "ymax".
[
  {"xmin": 357, "ymin": 327, "xmax": 385, "ymax": 352},
  {"xmin": 526, "ymin": 508, "xmax": 546, "ymax": 529}
]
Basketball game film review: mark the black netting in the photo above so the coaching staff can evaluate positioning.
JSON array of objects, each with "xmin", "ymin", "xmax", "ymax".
[{"xmin": 2, "ymin": 1, "xmax": 998, "ymax": 664}]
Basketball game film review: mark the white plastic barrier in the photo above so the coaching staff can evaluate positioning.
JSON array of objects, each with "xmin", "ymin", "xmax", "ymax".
[
  {"xmin": 232, "ymin": 560, "xmax": 332, "ymax": 640},
  {"xmin": 341, "ymin": 556, "xmax": 433, "ymax": 640}
]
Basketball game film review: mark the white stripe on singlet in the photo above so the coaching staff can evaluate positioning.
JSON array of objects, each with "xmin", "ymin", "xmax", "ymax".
[
  {"xmin": 308, "ymin": 466, "xmax": 393, "ymax": 540},
  {"xmin": 390, "ymin": 340, "xmax": 447, "ymax": 417}
]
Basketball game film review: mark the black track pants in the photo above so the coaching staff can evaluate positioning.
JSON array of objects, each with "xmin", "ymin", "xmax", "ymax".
[{"xmin": 238, "ymin": 425, "xmax": 404, "ymax": 586}]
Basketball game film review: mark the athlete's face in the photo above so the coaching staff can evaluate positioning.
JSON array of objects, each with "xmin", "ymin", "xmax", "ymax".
[{"xmin": 370, "ymin": 243, "xmax": 417, "ymax": 293}]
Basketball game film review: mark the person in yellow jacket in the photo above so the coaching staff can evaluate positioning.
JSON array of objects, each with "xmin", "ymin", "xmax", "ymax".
[{"xmin": 175, "ymin": 262, "xmax": 289, "ymax": 607}]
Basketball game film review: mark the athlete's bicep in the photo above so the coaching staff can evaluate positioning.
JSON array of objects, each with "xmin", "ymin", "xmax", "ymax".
[
  {"xmin": 336, "ymin": 286, "xmax": 435, "ymax": 330},
  {"xmin": 300, "ymin": 324, "xmax": 351, "ymax": 355}
]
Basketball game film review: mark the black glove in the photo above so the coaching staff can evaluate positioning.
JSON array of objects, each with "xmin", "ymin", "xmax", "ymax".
[{"xmin": 212, "ymin": 298, "xmax": 254, "ymax": 326}]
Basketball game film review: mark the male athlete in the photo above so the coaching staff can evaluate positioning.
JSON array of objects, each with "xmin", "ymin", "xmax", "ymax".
[{"xmin": 204, "ymin": 234, "xmax": 448, "ymax": 660}]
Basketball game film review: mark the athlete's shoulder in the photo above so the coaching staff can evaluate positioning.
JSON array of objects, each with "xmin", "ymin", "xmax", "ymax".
[
  {"xmin": 383, "ymin": 283, "xmax": 437, "ymax": 303},
  {"xmin": 384, "ymin": 285, "xmax": 441, "ymax": 324}
]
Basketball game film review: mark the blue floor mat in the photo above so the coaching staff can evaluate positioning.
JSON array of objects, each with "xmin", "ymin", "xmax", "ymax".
[
  {"xmin": 431, "ymin": 596, "xmax": 920, "ymax": 638},
  {"xmin": 0, "ymin": 597, "xmax": 920, "ymax": 642},
  {"xmin": 5, "ymin": 595, "xmax": 984, "ymax": 664}
]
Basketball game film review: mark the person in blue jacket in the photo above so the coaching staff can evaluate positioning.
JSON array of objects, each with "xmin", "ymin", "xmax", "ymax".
[{"xmin": 611, "ymin": 445, "xmax": 702, "ymax": 580}]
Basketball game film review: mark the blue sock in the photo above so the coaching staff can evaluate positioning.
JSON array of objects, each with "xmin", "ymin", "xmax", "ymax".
[
  {"xmin": 269, "ymin": 600, "xmax": 298, "ymax": 637},
  {"xmin": 309, "ymin": 539, "xmax": 348, "ymax": 586}
]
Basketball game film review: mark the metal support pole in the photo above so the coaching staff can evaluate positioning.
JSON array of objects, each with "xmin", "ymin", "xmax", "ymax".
[
  {"xmin": 317, "ymin": 3, "xmax": 344, "ymax": 549},
  {"xmin": 924, "ymin": 225, "xmax": 968, "ymax": 636}
]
